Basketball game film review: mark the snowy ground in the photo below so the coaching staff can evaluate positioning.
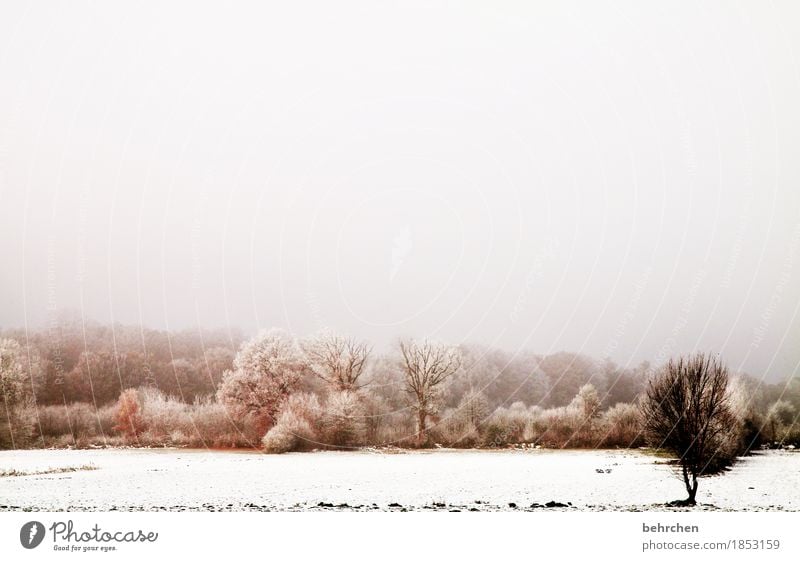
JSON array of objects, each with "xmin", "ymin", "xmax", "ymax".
[{"xmin": 1, "ymin": 448, "xmax": 797, "ymax": 511}]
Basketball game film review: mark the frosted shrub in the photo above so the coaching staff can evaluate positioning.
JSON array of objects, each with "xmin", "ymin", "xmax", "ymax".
[
  {"xmin": 139, "ymin": 388, "xmax": 191, "ymax": 437},
  {"xmin": 97, "ymin": 405, "xmax": 117, "ymax": 436},
  {"xmin": 35, "ymin": 403, "xmax": 115, "ymax": 446},
  {"xmin": 321, "ymin": 391, "xmax": 366, "ymax": 448},
  {"xmin": 136, "ymin": 430, "xmax": 163, "ymax": 447},
  {"xmin": 262, "ymin": 411, "xmax": 316, "ymax": 453},
  {"xmin": 599, "ymin": 402, "xmax": 642, "ymax": 447},
  {"xmin": 37, "ymin": 390, "xmax": 254, "ymax": 448},
  {"xmin": 37, "ymin": 405, "xmax": 73, "ymax": 438},
  {"xmin": 429, "ymin": 389, "xmax": 488, "ymax": 447},
  {"xmin": 262, "ymin": 393, "xmax": 322, "ymax": 453},
  {"xmin": 63, "ymin": 403, "xmax": 102, "ymax": 443},
  {"xmin": 482, "ymin": 406, "xmax": 529, "ymax": 446},
  {"xmin": 523, "ymin": 406, "xmax": 544, "ymax": 441},
  {"xmin": 38, "ymin": 404, "xmax": 92, "ymax": 439},
  {"xmin": 0, "ymin": 403, "xmax": 36, "ymax": 449},
  {"xmin": 430, "ymin": 409, "xmax": 480, "ymax": 447},
  {"xmin": 169, "ymin": 430, "xmax": 190, "ymax": 446},
  {"xmin": 533, "ymin": 406, "xmax": 583, "ymax": 447},
  {"xmin": 189, "ymin": 397, "xmax": 248, "ymax": 448}
]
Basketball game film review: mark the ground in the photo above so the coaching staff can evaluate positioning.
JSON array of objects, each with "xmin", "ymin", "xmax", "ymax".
[{"xmin": 0, "ymin": 448, "xmax": 797, "ymax": 512}]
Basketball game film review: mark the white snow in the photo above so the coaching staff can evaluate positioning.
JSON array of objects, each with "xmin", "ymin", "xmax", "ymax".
[{"xmin": 0, "ymin": 448, "xmax": 797, "ymax": 511}]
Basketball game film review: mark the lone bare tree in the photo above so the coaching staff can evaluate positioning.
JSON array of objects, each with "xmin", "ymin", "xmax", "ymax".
[
  {"xmin": 398, "ymin": 339, "xmax": 461, "ymax": 446},
  {"xmin": 301, "ymin": 332, "xmax": 371, "ymax": 392},
  {"xmin": 640, "ymin": 353, "xmax": 740, "ymax": 506}
]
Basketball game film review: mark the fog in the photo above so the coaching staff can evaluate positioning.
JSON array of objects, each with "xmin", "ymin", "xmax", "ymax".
[{"xmin": 1, "ymin": 1, "xmax": 798, "ymax": 380}]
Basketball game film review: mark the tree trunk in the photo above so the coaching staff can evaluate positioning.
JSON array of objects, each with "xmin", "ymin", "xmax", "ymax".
[
  {"xmin": 687, "ymin": 475, "xmax": 698, "ymax": 505},
  {"xmin": 417, "ymin": 410, "xmax": 427, "ymax": 446},
  {"xmin": 681, "ymin": 465, "xmax": 698, "ymax": 505}
]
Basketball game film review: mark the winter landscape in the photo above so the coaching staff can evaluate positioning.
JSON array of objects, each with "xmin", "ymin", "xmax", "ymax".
[
  {"xmin": 2, "ymin": 2, "xmax": 799, "ymax": 529},
  {"xmin": 2, "ymin": 323, "xmax": 800, "ymax": 512}
]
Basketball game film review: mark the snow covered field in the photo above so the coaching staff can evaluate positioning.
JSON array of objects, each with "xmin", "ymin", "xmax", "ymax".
[{"xmin": 1, "ymin": 448, "xmax": 797, "ymax": 512}]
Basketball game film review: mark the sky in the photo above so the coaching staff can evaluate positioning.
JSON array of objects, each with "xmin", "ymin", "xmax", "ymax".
[{"xmin": 1, "ymin": 1, "xmax": 799, "ymax": 380}]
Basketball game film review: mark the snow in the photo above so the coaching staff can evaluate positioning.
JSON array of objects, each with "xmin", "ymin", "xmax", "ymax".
[{"xmin": 0, "ymin": 448, "xmax": 797, "ymax": 511}]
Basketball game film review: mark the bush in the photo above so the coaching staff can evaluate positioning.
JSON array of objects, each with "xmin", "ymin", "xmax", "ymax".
[
  {"xmin": 482, "ymin": 405, "xmax": 529, "ymax": 446},
  {"xmin": 531, "ymin": 406, "xmax": 583, "ymax": 447},
  {"xmin": 32, "ymin": 403, "xmax": 116, "ymax": 447},
  {"xmin": 0, "ymin": 403, "xmax": 36, "ymax": 449},
  {"xmin": 428, "ymin": 390, "xmax": 489, "ymax": 447},
  {"xmin": 262, "ymin": 393, "xmax": 322, "ymax": 453},
  {"xmin": 139, "ymin": 387, "xmax": 191, "ymax": 438},
  {"xmin": 321, "ymin": 391, "xmax": 366, "ymax": 448},
  {"xmin": 429, "ymin": 409, "xmax": 481, "ymax": 447},
  {"xmin": 189, "ymin": 397, "xmax": 251, "ymax": 448},
  {"xmin": 600, "ymin": 402, "xmax": 643, "ymax": 447},
  {"xmin": 34, "ymin": 388, "xmax": 253, "ymax": 448}
]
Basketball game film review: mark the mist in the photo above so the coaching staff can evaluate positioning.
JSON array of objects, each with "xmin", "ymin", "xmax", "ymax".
[{"xmin": 1, "ymin": 1, "xmax": 799, "ymax": 380}]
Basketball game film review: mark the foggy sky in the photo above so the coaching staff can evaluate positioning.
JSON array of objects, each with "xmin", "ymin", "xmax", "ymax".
[{"xmin": 1, "ymin": 1, "xmax": 799, "ymax": 380}]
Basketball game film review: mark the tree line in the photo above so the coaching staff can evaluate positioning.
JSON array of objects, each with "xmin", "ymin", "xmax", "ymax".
[{"xmin": 1, "ymin": 321, "xmax": 799, "ymax": 457}]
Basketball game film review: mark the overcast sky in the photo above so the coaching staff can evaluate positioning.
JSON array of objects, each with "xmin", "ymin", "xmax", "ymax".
[{"xmin": 1, "ymin": 1, "xmax": 798, "ymax": 380}]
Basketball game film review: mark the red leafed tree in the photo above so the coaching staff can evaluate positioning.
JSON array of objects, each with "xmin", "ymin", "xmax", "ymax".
[{"xmin": 113, "ymin": 388, "xmax": 145, "ymax": 439}]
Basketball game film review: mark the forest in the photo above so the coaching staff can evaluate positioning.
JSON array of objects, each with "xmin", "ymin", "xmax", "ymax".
[{"xmin": 1, "ymin": 318, "xmax": 798, "ymax": 452}]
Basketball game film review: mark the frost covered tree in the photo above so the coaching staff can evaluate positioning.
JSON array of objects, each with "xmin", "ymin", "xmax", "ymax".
[
  {"xmin": 0, "ymin": 339, "xmax": 28, "ymax": 408},
  {"xmin": 301, "ymin": 332, "xmax": 371, "ymax": 392},
  {"xmin": 640, "ymin": 353, "xmax": 740, "ymax": 506},
  {"xmin": 570, "ymin": 384, "xmax": 601, "ymax": 420},
  {"xmin": 322, "ymin": 390, "xmax": 367, "ymax": 447},
  {"xmin": 398, "ymin": 339, "xmax": 461, "ymax": 445},
  {"xmin": 1, "ymin": 339, "xmax": 32, "ymax": 448},
  {"xmin": 217, "ymin": 329, "xmax": 307, "ymax": 434}
]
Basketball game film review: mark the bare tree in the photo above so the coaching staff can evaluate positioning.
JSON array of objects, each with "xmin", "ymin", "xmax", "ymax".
[
  {"xmin": 398, "ymin": 339, "xmax": 461, "ymax": 446},
  {"xmin": 301, "ymin": 332, "xmax": 371, "ymax": 392},
  {"xmin": 640, "ymin": 353, "xmax": 740, "ymax": 506}
]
